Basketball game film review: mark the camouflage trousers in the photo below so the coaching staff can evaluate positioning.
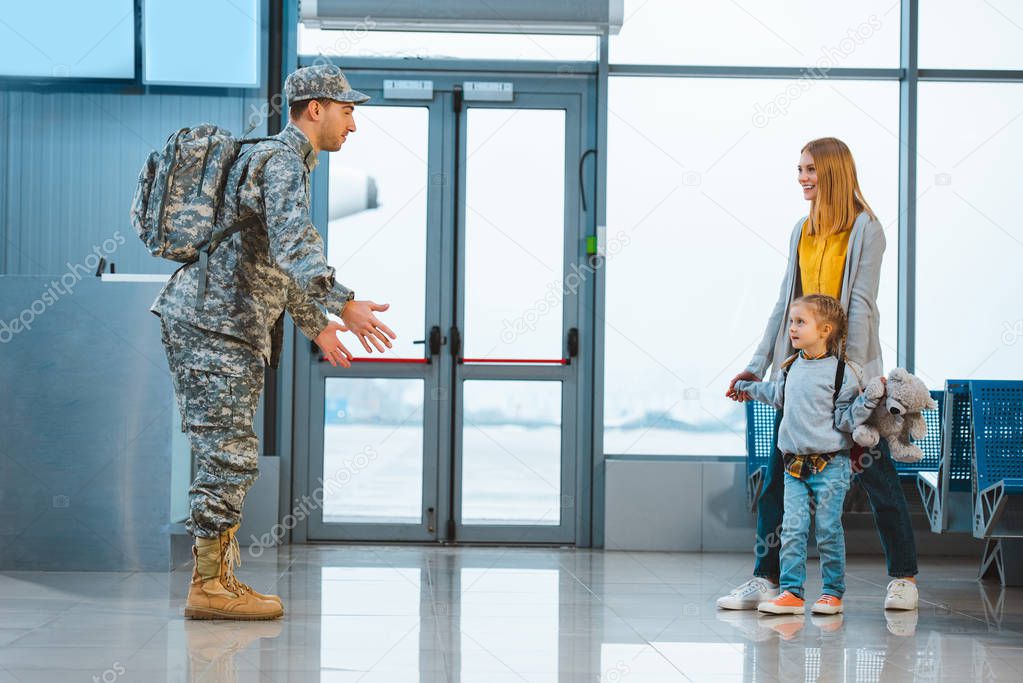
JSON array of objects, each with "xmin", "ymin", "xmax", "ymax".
[{"xmin": 160, "ymin": 317, "xmax": 265, "ymax": 539}]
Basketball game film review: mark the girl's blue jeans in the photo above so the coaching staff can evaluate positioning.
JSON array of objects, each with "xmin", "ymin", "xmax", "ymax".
[
  {"xmin": 754, "ymin": 409, "xmax": 919, "ymax": 580},
  {"xmin": 779, "ymin": 454, "xmax": 852, "ymax": 599}
]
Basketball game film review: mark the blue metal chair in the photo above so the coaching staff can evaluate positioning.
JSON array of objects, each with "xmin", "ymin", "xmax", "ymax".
[
  {"xmin": 916, "ymin": 380, "xmax": 975, "ymax": 534},
  {"xmin": 968, "ymin": 381, "xmax": 1023, "ymax": 585},
  {"xmin": 970, "ymin": 380, "xmax": 1023, "ymax": 535}
]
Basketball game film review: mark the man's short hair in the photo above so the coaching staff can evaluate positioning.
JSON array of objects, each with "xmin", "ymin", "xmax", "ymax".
[{"xmin": 288, "ymin": 97, "xmax": 334, "ymax": 120}]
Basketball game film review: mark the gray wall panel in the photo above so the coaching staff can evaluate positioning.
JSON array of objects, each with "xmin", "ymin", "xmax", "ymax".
[
  {"xmin": 604, "ymin": 459, "xmax": 703, "ymax": 551},
  {"xmin": 605, "ymin": 459, "xmax": 986, "ymax": 559},
  {"xmin": 0, "ymin": 89, "xmax": 261, "ymax": 275},
  {"xmin": 0, "ymin": 276, "xmax": 174, "ymax": 570}
]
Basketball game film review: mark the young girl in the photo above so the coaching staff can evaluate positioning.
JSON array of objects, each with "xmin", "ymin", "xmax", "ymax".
[{"xmin": 731, "ymin": 293, "xmax": 885, "ymax": 615}]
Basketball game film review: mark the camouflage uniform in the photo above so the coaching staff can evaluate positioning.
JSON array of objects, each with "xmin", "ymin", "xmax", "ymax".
[
  {"xmin": 160, "ymin": 318, "xmax": 264, "ymax": 537},
  {"xmin": 151, "ymin": 65, "xmax": 370, "ymax": 538}
]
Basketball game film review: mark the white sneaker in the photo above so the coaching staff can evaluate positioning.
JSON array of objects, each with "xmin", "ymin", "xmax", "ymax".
[
  {"xmin": 716, "ymin": 577, "xmax": 780, "ymax": 610},
  {"xmin": 884, "ymin": 578, "xmax": 919, "ymax": 610}
]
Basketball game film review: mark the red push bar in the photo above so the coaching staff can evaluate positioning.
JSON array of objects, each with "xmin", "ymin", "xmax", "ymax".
[
  {"xmin": 320, "ymin": 356, "xmax": 429, "ymax": 363},
  {"xmin": 321, "ymin": 357, "xmax": 567, "ymax": 365},
  {"xmin": 461, "ymin": 358, "xmax": 569, "ymax": 365}
]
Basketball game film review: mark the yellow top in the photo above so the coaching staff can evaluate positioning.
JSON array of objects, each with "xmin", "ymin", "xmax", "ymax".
[{"xmin": 798, "ymin": 219, "xmax": 851, "ymax": 298}]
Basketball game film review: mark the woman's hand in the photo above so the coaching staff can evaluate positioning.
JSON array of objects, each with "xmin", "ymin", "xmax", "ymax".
[
  {"xmin": 315, "ymin": 321, "xmax": 354, "ymax": 368},
  {"xmin": 727, "ymin": 370, "xmax": 760, "ymax": 402},
  {"xmin": 340, "ymin": 300, "xmax": 397, "ymax": 353}
]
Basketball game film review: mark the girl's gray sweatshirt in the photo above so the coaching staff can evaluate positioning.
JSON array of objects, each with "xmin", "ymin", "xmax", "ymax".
[{"xmin": 735, "ymin": 353, "xmax": 880, "ymax": 455}]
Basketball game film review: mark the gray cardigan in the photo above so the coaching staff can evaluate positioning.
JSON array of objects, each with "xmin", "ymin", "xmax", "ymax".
[{"xmin": 744, "ymin": 211, "xmax": 886, "ymax": 382}]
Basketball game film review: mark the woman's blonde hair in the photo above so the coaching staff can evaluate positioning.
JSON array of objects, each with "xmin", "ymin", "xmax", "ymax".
[
  {"xmin": 802, "ymin": 137, "xmax": 876, "ymax": 237},
  {"xmin": 793, "ymin": 293, "xmax": 847, "ymax": 358}
]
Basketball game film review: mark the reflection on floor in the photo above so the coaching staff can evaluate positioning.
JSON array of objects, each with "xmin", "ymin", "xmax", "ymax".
[{"xmin": 0, "ymin": 547, "xmax": 1021, "ymax": 682}]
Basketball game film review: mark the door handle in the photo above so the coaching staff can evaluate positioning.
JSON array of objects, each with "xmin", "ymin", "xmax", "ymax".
[
  {"xmin": 412, "ymin": 325, "xmax": 445, "ymax": 363},
  {"xmin": 567, "ymin": 327, "xmax": 579, "ymax": 365},
  {"xmin": 450, "ymin": 326, "xmax": 462, "ymax": 362}
]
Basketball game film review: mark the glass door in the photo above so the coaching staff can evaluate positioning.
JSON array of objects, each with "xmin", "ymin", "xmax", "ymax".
[
  {"xmin": 302, "ymin": 93, "xmax": 445, "ymax": 542},
  {"xmin": 453, "ymin": 97, "xmax": 583, "ymax": 543},
  {"xmin": 297, "ymin": 65, "xmax": 593, "ymax": 544}
]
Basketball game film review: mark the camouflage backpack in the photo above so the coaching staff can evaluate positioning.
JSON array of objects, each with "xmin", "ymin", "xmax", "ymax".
[{"xmin": 129, "ymin": 124, "xmax": 281, "ymax": 304}]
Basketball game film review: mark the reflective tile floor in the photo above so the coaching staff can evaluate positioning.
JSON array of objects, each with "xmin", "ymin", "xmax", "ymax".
[{"xmin": 1, "ymin": 546, "xmax": 1022, "ymax": 682}]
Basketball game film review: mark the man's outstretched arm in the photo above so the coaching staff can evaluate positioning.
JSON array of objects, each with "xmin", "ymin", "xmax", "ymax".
[{"xmin": 260, "ymin": 152, "xmax": 396, "ymax": 352}]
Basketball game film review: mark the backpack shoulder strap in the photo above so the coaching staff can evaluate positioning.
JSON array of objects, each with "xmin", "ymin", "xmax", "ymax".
[
  {"xmin": 832, "ymin": 356, "xmax": 847, "ymax": 406},
  {"xmin": 778, "ymin": 352, "xmax": 800, "ymax": 408},
  {"xmin": 193, "ymin": 214, "xmax": 261, "ymax": 308},
  {"xmin": 232, "ymin": 137, "xmax": 289, "ymax": 169}
]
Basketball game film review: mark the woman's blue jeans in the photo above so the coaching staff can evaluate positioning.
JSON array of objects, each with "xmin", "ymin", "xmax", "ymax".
[
  {"xmin": 753, "ymin": 409, "xmax": 918, "ymax": 580},
  {"xmin": 780, "ymin": 455, "xmax": 851, "ymax": 599}
]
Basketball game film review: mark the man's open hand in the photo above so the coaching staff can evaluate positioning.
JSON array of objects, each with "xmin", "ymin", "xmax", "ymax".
[
  {"xmin": 341, "ymin": 300, "xmax": 397, "ymax": 353},
  {"xmin": 315, "ymin": 321, "xmax": 354, "ymax": 368}
]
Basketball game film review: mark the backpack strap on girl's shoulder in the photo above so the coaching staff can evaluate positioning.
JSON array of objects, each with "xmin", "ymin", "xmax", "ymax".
[
  {"xmin": 832, "ymin": 355, "xmax": 847, "ymax": 405},
  {"xmin": 780, "ymin": 352, "xmax": 800, "ymax": 377},
  {"xmin": 779, "ymin": 352, "xmax": 800, "ymax": 409}
]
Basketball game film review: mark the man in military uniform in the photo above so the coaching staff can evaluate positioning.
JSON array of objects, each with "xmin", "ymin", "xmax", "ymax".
[{"xmin": 153, "ymin": 64, "xmax": 395, "ymax": 620}]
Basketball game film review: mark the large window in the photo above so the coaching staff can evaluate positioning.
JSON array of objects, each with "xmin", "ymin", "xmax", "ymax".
[
  {"xmin": 0, "ymin": 0, "xmax": 135, "ymax": 79},
  {"xmin": 143, "ymin": 0, "xmax": 260, "ymax": 87},
  {"xmin": 604, "ymin": 77, "xmax": 898, "ymax": 456},
  {"xmin": 915, "ymin": 83, "xmax": 1023, "ymax": 386},
  {"xmin": 610, "ymin": 0, "xmax": 899, "ymax": 67},
  {"xmin": 920, "ymin": 0, "xmax": 1023, "ymax": 69},
  {"xmin": 602, "ymin": 2, "xmax": 1023, "ymax": 457}
]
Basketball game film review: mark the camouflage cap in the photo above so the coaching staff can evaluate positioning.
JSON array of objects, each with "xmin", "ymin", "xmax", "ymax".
[{"xmin": 284, "ymin": 64, "xmax": 370, "ymax": 105}]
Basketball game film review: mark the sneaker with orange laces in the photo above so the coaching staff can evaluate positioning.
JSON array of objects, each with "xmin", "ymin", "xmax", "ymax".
[
  {"xmin": 811, "ymin": 594, "xmax": 843, "ymax": 615},
  {"xmin": 757, "ymin": 590, "xmax": 805, "ymax": 614}
]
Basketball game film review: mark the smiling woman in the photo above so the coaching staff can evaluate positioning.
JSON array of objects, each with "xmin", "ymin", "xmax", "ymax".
[{"xmin": 603, "ymin": 76, "xmax": 898, "ymax": 457}]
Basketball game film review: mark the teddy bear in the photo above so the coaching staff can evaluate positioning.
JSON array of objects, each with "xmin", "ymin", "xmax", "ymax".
[{"xmin": 853, "ymin": 367, "xmax": 938, "ymax": 463}]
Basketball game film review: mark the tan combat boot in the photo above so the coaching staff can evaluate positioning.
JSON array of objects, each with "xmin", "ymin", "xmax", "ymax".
[
  {"xmin": 184, "ymin": 528, "xmax": 283, "ymax": 620},
  {"xmin": 223, "ymin": 524, "xmax": 283, "ymax": 608}
]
